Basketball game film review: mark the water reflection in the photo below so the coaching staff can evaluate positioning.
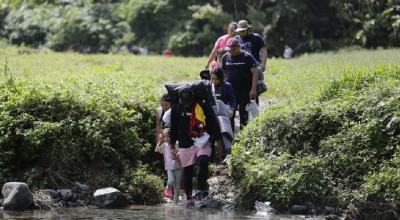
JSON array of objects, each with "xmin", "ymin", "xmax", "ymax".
[{"xmin": 0, "ymin": 204, "xmax": 326, "ymax": 220}]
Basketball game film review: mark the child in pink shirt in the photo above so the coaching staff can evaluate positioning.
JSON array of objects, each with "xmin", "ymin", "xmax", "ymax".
[{"xmin": 155, "ymin": 128, "xmax": 182, "ymax": 204}]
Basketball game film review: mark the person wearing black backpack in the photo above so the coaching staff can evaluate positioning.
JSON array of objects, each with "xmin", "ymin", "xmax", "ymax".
[{"xmin": 169, "ymin": 86, "xmax": 223, "ymax": 204}]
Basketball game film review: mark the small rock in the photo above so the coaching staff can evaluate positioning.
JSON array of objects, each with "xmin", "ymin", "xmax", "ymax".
[
  {"xmin": 255, "ymin": 201, "xmax": 277, "ymax": 214},
  {"xmin": 3, "ymin": 184, "xmax": 34, "ymax": 211},
  {"xmin": 194, "ymin": 200, "xmax": 207, "ymax": 209},
  {"xmin": 206, "ymin": 199, "xmax": 220, "ymax": 209},
  {"xmin": 222, "ymin": 203, "xmax": 235, "ymax": 212},
  {"xmin": 58, "ymin": 189, "xmax": 73, "ymax": 202},
  {"xmin": 93, "ymin": 187, "xmax": 129, "ymax": 209},
  {"xmin": 324, "ymin": 206, "xmax": 336, "ymax": 215},
  {"xmin": 289, "ymin": 204, "xmax": 308, "ymax": 215},
  {"xmin": 42, "ymin": 189, "xmax": 60, "ymax": 199}
]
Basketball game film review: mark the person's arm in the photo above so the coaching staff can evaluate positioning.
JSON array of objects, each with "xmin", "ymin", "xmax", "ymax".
[
  {"xmin": 155, "ymin": 140, "xmax": 164, "ymax": 154},
  {"xmin": 247, "ymin": 54, "xmax": 258, "ymax": 99},
  {"xmin": 260, "ymin": 46, "xmax": 267, "ymax": 72},
  {"xmin": 250, "ymin": 67, "xmax": 257, "ymax": 99},
  {"xmin": 257, "ymin": 34, "xmax": 267, "ymax": 72},
  {"xmin": 205, "ymin": 47, "xmax": 218, "ymax": 69},
  {"xmin": 205, "ymin": 38, "xmax": 221, "ymax": 69}
]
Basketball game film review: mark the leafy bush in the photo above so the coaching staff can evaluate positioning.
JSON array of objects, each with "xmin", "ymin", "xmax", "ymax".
[
  {"xmin": 0, "ymin": 79, "xmax": 161, "ymax": 197},
  {"xmin": 232, "ymin": 65, "xmax": 400, "ymax": 215},
  {"xmin": 119, "ymin": 165, "xmax": 164, "ymax": 205},
  {"xmin": 355, "ymin": 153, "xmax": 400, "ymax": 212},
  {"xmin": 236, "ymin": 155, "xmax": 333, "ymax": 210}
]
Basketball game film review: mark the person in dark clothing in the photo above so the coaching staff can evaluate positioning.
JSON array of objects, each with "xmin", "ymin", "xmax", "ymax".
[
  {"xmin": 170, "ymin": 87, "xmax": 222, "ymax": 202},
  {"xmin": 234, "ymin": 20, "xmax": 267, "ymax": 72},
  {"xmin": 211, "ymin": 67, "xmax": 237, "ymax": 130},
  {"xmin": 221, "ymin": 38, "xmax": 258, "ymax": 129},
  {"xmin": 235, "ymin": 20, "xmax": 268, "ymax": 97}
]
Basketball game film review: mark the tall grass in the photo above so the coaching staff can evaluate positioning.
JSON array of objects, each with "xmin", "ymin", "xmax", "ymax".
[{"xmin": 1, "ymin": 44, "xmax": 399, "ymax": 105}]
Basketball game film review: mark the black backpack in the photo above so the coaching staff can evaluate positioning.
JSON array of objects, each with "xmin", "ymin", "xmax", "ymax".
[{"xmin": 165, "ymin": 80, "xmax": 215, "ymax": 107}]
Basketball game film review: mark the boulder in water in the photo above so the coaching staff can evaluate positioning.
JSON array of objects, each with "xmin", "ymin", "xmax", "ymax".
[
  {"xmin": 58, "ymin": 189, "xmax": 74, "ymax": 202},
  {"xmin": 3, "ymin": 184, "xmax": 34, "ymax": 211},
  {"xmin": 93, "ymin": 187, "xmax": 129, "ymax": 209},
  {"xmin": 2, "ymin": 182, "xmax": 28, "ymax": 199},
  {"xmin": 255, "ymin": 201, "xmax": 277, "ymax": 215}
]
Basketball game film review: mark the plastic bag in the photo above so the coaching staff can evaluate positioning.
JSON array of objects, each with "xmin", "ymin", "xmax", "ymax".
[
  {"xmin": 194, "ymin": 132, "xmax": 210, "ymax": 148},
  {"xmin": 245, "ymin": 100, "xmax": 259, "ymax": 122}
]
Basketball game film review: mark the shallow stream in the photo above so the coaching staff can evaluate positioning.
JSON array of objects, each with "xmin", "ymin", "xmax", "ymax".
[{"xmin": 0, "ymin": 204, "xmax": 327, "ymax": 220}]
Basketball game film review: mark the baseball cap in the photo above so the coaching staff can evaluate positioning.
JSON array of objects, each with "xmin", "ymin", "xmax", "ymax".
[{"xmin": 224, "ymin": 38, "xmax": 240, "ymax": 51}]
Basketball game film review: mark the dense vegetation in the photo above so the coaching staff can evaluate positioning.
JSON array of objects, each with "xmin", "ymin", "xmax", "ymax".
[
  {"xmin": 1, "ymin": 44, "xmax": 400, "ymax": 208},
  {"xmin": 0, "ymin": 0, "xmax": 399, "ymax": 56},
  {"xmin": 231, "ymin": 65, "xmax": 400, "ymax": 217},
  {"xmin": 0, "ymin": 55, "xmax": 165, "ymax": 204}
]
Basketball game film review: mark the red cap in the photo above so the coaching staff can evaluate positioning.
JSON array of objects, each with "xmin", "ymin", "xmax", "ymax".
[{"xmin": 225, "ymin": 38, "xmax": 240, "ymax": 51}]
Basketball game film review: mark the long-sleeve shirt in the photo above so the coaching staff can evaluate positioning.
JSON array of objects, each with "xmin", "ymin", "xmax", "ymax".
[{"xmin": 213, "ymin": 81, "xmax": 237, "ymax": 110}]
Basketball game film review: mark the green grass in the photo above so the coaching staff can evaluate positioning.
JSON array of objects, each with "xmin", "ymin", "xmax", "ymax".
[
  {"xmin": 2, "ymin": 43, "xmax": 399, "ymax": 106},
  {"xmin": 266, "ymin": 47, "xmax": 400, "ymax": 103}
]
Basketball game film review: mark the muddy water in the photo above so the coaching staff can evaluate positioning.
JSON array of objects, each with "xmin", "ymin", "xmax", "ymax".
[{"xmin": 0, "ymin": 204, "xmax": 326, "ymax": 220}]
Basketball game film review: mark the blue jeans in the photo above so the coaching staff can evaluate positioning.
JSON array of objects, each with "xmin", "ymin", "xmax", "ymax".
[{"xmin": 167, "ymin": 169, "xmax": 182, "ymax": 203}]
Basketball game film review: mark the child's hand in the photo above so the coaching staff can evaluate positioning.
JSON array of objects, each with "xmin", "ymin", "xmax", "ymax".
[{"xmin": 158, "ymin": 133, "xmax": 164, "ymax": 143}]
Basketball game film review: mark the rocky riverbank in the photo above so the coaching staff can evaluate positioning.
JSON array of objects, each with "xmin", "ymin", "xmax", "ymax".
[{"xmin": 0, "ymin": 182, "xmax": 132, "ymax": 211}]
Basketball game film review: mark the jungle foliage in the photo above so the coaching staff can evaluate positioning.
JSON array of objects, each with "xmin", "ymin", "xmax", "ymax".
[{"xmin": 0, "ymin": 0, "xmax": 399, "ymax": 56}]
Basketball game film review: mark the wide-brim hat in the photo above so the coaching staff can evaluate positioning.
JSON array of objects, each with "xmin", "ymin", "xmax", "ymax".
[{"xmin": 235, "ymin": 20, "xmax": 251, "ymax": 32}]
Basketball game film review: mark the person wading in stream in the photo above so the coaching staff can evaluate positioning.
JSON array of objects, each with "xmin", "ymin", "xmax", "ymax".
[{"xmin": 170, "ymin": 87, "xmax": 223, "ymax": 204}]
